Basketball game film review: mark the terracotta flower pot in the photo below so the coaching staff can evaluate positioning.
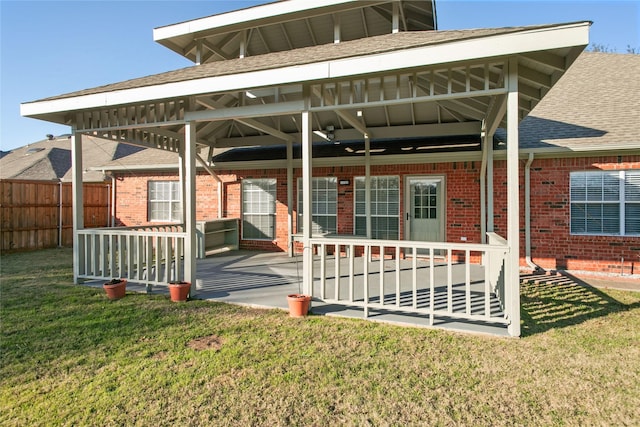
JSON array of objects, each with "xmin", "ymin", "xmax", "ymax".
[
  {"xmin": 169, "ymin": 281, "xmax": 191, "ymax": 302},
  {"xmin": 103, "ymin": 279, "xmax": 127, "ymax": 300},
  {"xmin": 287, "ymin": 294, "xmax": 311, "ymax": 317}
]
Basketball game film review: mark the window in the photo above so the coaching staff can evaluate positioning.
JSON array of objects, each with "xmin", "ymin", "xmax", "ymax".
[
  {"xmin": 148, "ymin": 181, "xmax": 181, "ymax": 222},
  {"xmin": 355, "ymin": 176, "xmax": 400, "ymax": 239},
  {"xmin": 297, "ymin": 177, "xmax": 337, "ymax": 234},
  {"xmin": 570, "ymin": 170, "xmax": 640, "ymax": 236},
  {"xmin": 242, "ymin": 179, "xmax": 276, "ymax": 240}
]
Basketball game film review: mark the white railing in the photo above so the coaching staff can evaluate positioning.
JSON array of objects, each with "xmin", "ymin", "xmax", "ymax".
[
  {"xmin": 308, "ymin": 235, "xmax": 511, "ymax": 326},
  {"xmin": 77, "ymin": 225, "xmax": 186, "ymax": 289}
]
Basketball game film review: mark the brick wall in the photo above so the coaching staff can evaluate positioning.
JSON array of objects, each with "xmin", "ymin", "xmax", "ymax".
[
  {"xmin": 113, "ymin": 155, "xmax": 640, "ymax": 275},
  {"xmin": 492, "ymin": 155, "xmax": 640, "ymax": 274}
]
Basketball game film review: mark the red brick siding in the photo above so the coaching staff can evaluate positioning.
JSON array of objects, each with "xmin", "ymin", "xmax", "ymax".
[
  {"xmin": 492, "ymin": 156, "xmax": 640, "ymax": 274},
  {"xmin": 113, "ymin": 155, "xmax": 640, "ymax": 274}
]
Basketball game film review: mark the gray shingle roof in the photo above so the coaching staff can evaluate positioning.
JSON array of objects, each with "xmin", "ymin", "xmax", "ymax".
[
  {"xmin": 30, "ymin": 24, "xmax": 569, "ymax": 103},
  {"xmin": 513, "ymin": 51, "xmax": 640, "ymax": 152},
  {"xmin": 0, "ymin": 135, "xmax": 145, "ymax": 182}
]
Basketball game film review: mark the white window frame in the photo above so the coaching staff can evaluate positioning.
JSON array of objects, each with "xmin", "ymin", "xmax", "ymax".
[
  {"xmin": 570, "ymin": 170, "xmax": 640, "ymax": 236},
  {"xmin": 297, "ymin": 177, "xmax": 337, "ymax": 234},
  {"xmin": 242, "ymin": 178, "xmax": 277, "ymax": 241},
  {"xmin": 354, "ymin": 175, "xmax": 400, "ymax": 240},
  {"xmin": 148, "ymin": 181, "xmax": 181, "ymax": 223}
]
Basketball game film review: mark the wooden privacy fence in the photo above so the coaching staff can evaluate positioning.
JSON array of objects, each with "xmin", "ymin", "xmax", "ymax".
[{"xmin": 0, "ymin": 179, "xmax": 111, "ymax": 251}]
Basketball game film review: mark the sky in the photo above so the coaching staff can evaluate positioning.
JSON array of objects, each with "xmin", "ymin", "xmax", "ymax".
[{"xmin": 1, "ymin": 0, "xmax": 638, "ymax": 152}]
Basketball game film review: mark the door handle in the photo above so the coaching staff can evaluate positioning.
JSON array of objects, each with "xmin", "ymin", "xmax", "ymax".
[{"xmin": 406, "ymin": 212, "xmax": 410, "ymax": 221}]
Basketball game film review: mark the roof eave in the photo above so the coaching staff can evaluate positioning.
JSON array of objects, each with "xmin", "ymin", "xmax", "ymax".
[
  {"xmin": 153, "ymin": 0, "xmax": 385, "ymax": 55},
  {"xmin": 21, "ymin": 22, "xmax": 590, "ymax": 121}
]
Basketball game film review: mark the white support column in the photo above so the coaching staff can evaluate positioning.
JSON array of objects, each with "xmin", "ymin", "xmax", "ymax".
[
  {"xmin": 71, "ymin": 129, "xmax": 84, "ymax": 284},
  {"xmin": 184, "ymin": 122, "xmax": 197, "ymax": 296},
  {"xmin": 195, "ymin": 39, "xmax": 203, "ymax": 65},
  {"xmin": 239, "ymin": 30, "xmax": 247, "ymax": 59},
  {"xmin": 287, "ymin": 140, "xmax": 294, "ymax": 257},
  {"xmin": 333, "ymin": 14, "xmax": 341, "ymax": 43},
  {"xmin": 480, "ymin": 129, "xmax": 488, "ymax": 243},
  {"xmin": 506, "ymin": 57, "xmax": 521, "ymax": 337},
  {"xmin": 392, "ymin": 2, "xmax": 400, "ymax": 33},
  {"xmin": 487, "ymin": 131, "xmax": 494, "ymax": 233},
  {"xmin": 301, "ymin": 96, "xmax": 313, "ymax": 296},
  {"xmin": 365, "ymin": 135, "xmax": 372, "ymax": 239}
]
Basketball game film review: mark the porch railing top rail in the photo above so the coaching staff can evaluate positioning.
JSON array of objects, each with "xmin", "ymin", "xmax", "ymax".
[
  {"xmin": 308, "ymin": 236, "xmax": 509, "ymax": 252},
  {"xmin": 78, "ymin": 227, "xmax": 186, "ymax": 238}
]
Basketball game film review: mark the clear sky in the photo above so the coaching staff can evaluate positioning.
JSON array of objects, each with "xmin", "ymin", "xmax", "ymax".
[{"xmin": 1, "ymin": 0, "xmax": 638, "ymax": 152}]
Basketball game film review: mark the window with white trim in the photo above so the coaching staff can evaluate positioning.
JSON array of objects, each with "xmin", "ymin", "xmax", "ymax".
[
  {"xmin": 148, "ymin": 181, "xmax": 181, "ymax": 222},
  {"xmin": 242, "ymin": 178, "xmax": 277, "ymax": 240},
  {"xmin": 354, "ymin": 176, "xmax": 400, "ymax": 239},
  {"xmin": 297, "ymin": 177, "xmax": 337, "ymax": 234},
  {"xmin": 570, "ymin": 170, "xmax": 640, "ymax": 236}
]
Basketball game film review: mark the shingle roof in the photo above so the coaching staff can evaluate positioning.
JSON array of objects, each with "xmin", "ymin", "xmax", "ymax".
[
  {"xmin": 0, "ymin": 135, "xmax": 145, "ymax": 182},
  {"xmin": 510, "ymin": 51, "xmax": 640, "ymax": 151},
  {"xmin": 31, "ymin": 24, "xmax": 567, "ymax": 103}
]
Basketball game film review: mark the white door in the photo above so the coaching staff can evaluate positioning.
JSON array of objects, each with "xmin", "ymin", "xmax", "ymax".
[{"xmin": 405, "ymin": 177, "xmax": 444, "ymax": 244}]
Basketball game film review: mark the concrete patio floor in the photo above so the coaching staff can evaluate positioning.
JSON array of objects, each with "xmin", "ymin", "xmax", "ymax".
[{"xmin": 89, "ymin": 250, "xmax": 511, "ymax": 337}]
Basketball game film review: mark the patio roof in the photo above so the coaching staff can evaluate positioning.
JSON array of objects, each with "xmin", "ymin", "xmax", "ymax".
[
  {"xmin": 21, "ymin": 22, "xmax": 590, "ymax": 152},
  {"xmin": 154, "ymin": 0, "xmax": 437, "ymax": 64}
]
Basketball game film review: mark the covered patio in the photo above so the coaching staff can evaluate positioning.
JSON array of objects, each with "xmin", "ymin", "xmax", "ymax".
[{"xmin": 21, "ymin": 1, "xmax": 590, "ymax": 337}]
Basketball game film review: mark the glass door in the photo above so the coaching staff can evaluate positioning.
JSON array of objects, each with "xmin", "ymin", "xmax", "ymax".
[{"xmin": 405, "ymin": 177, "xmax": 444, "ymax": 245}]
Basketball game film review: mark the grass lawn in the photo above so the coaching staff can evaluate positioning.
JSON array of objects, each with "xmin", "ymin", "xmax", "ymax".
[{"xmin": 1, "ymin": 248, "xmax": 639, "ymax": 426}]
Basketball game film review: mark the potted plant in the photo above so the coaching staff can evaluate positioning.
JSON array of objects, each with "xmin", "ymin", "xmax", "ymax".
[
  {"xmin": 168, "ymin": 281, "xmax": 191, "ymax": 302},
  {"xmin": 103, "ymin": 278, "xmax": 127, "ymax": 300},
  {"xmin": 287, "ymin": 294, "xmax": 312, "ymax": 317}
]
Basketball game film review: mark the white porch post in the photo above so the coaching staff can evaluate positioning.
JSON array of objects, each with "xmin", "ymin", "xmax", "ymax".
[
  {"xmin": 184, "ymin": 121, "xmax": 197, "ymax": 296},
  {"xmin": 506, "ymin": 57, "xmax": 521, "ymax": 337},
  {"xmin": 71, "ymin": 129, "xmax": 84, "ymax": 284},
  {"xmin": 365, "ymin": 135, "xmax": 372, "ymax": 239},
  {"xmin": 486, "ymin": 132, "xmax": 494, "ymax": 233},
  {"xmin": 287, "ymin": 140, "xmax": 294, "ymax": 257},
  {"xmin": 301, "ymin": 103, "xmax": 313, "ymax": 296}
]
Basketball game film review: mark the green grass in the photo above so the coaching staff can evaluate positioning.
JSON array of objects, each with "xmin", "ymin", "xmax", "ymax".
[{"xmin": 1, "ymin": 248, "xmax": 639, "ymax": 426}]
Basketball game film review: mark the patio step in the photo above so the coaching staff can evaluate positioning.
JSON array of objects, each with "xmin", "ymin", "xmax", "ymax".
[{"xmin": 520, "ymin": 272, "xmax": 574, "ymax": 286}]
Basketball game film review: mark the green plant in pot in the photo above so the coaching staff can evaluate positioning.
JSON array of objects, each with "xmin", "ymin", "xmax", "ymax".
[{"xmin": 103, "ymin": 278, "xmax": 127, "ymax": 300}]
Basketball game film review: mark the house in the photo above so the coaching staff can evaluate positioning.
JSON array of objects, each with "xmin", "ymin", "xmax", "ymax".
[
  {"xmin": 96, "ymin": 50, "xmax": 640, "ymax": 275},
  {"xmin": 20, "ymin": 0, "xmax": 603, "ymax": 336},
  {"xmin": 0, "ymin": 134, "xmax": 144, "ymax": 183}
]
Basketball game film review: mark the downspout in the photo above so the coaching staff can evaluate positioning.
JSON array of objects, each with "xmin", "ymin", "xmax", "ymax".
[
  {"xmin": 110, "ymin": 174, "xmax": 117, "ymax": 227},
  {"xmin": 524, "ymin": 152, "xmax": 542, "ymax": 272},
  {"xmin": 58, "ymin": 181, "xmax": 63, "ymax": 247},
  {"xmin": 106, "ymin": 183, "xmax": 111, "ymax": 228}
]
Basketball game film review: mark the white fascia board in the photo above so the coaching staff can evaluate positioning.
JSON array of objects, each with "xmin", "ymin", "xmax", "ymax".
[
  {"xmin": 21, "ymin": 64, "xmax": 328, "ymax": 118},
  {"xmin": 154, "ymin": 0, "xmax": 360, "ymax": 41},
  {"xmin": 329, "ymin": 22, "xmax": 590, "ymax": 78},
  {"xmin": 22, "ymin": 22, "xmax": 589, "ymax": 119},
  {"xmin": 89, "ymin": 164, "xmax": 180, "ymax": 172}
]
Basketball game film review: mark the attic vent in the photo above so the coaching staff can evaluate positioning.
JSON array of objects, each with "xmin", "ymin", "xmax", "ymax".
[{"xmin": 26, "ymin": 147, "xmax": 45, "ymax": 155}]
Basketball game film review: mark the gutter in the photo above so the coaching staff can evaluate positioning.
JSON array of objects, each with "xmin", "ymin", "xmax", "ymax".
[{"xmin": 524, "ymin": 152, "xmax": 542, "ymax": 272}]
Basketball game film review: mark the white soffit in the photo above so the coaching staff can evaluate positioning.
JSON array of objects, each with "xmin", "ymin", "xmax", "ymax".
[{"xmin": 21, "ymin": 22, "xmax": 590, "ymax": 119}]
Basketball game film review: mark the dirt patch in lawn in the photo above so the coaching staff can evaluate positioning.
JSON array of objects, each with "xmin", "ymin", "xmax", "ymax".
[{"xmin": 187, "ymin": 335, "xmax": 223, "ymax": 351}]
